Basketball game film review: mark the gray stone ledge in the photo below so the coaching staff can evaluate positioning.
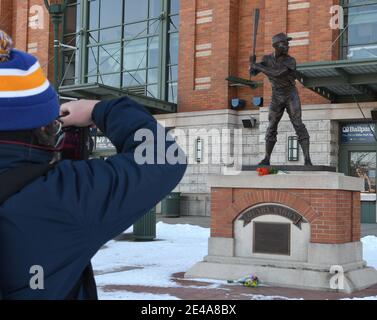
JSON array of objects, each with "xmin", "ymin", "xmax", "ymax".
[
  {"xmin": 184, "ymin": 261, "xmax": 377, "ymax": 293},
  {"xmin": 209, "ymin": 171, "xmax": 363, "ymax": 191},
  {"xmin": 202, "ymin": 255, "xmax": 366, "ymax": 272}
]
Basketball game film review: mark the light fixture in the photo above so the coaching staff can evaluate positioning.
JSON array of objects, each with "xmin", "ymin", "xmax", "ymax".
[
  {"xmin": 196, "ymin": 137, "xmax": 202, "ymax": 163},
  {"xmin": 371, "ymin": 109, "xmax": 377, "ymax": 121},
  {"xmin": 231, "ymin": 98, "xmax": 246, "ymax": 110},
  {"xmin": 288, "ymin": 136, "xmax": 299, "ymax": 161},
  {"xmin": 242, "ymin": 117, "xmax": 257, "ymax": 129},
  {"xmin": 252, "ymin": 96, "xmax": 263, "ymax": 107}
]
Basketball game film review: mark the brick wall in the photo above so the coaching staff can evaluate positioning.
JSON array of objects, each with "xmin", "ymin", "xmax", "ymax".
[
  {"xmin": 0, "ymin": 0, "xmax": 54, "ymax": 82},
  {"xmin": 5, "ymin": 0, "xmax": 345, "ymax": 112},
  {"xmin": 0, "ymin": 0, "xmax": 13, "ymax": 35},
  {"xmin": 211, "ymin": 187, "xmax": 361, "ymax": 244},
  {"xmin": 237, "ymin": 0, "xmax": 265, "ymax": 109},
  {"xmin": 178, "ymin": 0, "xmax": 342, "ymax": 112},
  {"xmin": 178, "ymin": 0, "xmax": 243, "ymax": 112}
]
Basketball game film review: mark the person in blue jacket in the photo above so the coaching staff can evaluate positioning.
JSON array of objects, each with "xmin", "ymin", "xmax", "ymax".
[{"xmin": 0, "ymin": 31, "xmax": 187, "ymax": 299}]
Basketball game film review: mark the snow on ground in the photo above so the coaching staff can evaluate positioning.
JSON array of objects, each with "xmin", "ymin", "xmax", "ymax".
[
  {"xmin": 93, "ymin": 222, "xmax": 214, "ymax": 300},
  {"xmin": 92, "ymin": 222, "xmax": 377, "ymax": 300},
  {"xmin": 362, "ymin": 236, "xmax": 377, "ymax": 269},
  {"xmin": 342, "ymin": 296, "xmax": 377, "ymax": 300},
  {"xmin": 239, "ymin": 294, "xmax": 303, "ymax": 300},
  {"xmin": 341, "ymin": 236, "xmax": 377, "ymax": 301},
  {"xmin": 99, "ymin": 291, "xmax": 180, "ymax": 300}
]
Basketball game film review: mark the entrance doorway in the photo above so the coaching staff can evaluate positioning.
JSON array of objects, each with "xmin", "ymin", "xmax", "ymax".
[{"xmin": 339, "ymin": 123, "xmax": 377, "ymax": 224}]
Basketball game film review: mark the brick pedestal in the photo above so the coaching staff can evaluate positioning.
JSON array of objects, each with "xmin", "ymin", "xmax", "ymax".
[{"xmin": 185, "ymin": 171, "xmax": 377, "ymax": 293}]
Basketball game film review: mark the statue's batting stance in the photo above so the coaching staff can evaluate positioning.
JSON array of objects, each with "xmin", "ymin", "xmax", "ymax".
[{"xmin": 249, "ymin": 32, "xmax": 313, "ymax": 166}]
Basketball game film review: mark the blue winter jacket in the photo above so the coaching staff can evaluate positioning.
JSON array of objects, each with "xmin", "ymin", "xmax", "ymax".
[{"xmin": 0, "ymin": 97, "xmax": 187, "ymax": 299}]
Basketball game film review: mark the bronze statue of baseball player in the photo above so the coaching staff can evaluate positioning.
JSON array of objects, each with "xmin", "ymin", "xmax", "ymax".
[{"xmin": 249, "ymin": 32, "xmax": 313, "ymax": 166}]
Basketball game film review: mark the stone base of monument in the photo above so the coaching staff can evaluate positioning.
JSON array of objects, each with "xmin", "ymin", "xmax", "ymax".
[{"xmin": 185, "ymin": 171, "xmax": 377, "ymax": 293}]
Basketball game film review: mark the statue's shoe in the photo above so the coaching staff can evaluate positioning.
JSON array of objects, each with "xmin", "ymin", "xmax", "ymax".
[
  {"xmin": 304, "ymin": 159, "xmax": 313, "ymax": 166},
  {"xmin": 258, "ymin": 158, "xmax": 270, "ymax": 166}
]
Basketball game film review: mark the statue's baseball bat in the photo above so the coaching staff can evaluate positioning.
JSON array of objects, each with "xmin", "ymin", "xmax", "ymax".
[{"xmin": 252, "ymin": 8, "xmax": 260, "ymax": 62}]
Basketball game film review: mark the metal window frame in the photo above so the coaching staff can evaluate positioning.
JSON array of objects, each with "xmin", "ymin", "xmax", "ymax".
[
  {"xmin": 297, "ymin": 58, "xmax": 377, "ymax": 103},
  {"xmin": 340, "ymin": 0, "xmax": 377, "ymax": 59},
  {"xmin": 62, "ymin": 0, "xmax": 179, "ymax": 103}
]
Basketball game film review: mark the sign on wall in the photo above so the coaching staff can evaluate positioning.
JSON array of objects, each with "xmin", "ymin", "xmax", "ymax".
[
  {"xmin": 95, "ymin": 136, "xmax": 116, "ymax": 151},
  {"xmin": 238, "ymin": 205, "xmax": 307, "ymax": 230},
  {"xmin": 341, "ymin": 123, "xmax": 376, "ymax": 144},
  {"xmin": 29, "ymin": 5, "xmax": 44, "ymax": 30}
]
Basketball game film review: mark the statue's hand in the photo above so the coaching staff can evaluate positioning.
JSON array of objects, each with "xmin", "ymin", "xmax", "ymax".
[
  {"xmin": 249, "ymin": 66, "xmax": 258, "ymax": 77},
  {"xmin": 252, "ymin": 62, "xmax": 262, "ymax": 70},
  {"xmin": 249, "ymin": 54, "xmax": 257, "ymax": 64}
]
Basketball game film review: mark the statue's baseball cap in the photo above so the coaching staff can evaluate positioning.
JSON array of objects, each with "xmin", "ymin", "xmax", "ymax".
[{"xmin": 272, "ymin": 33, "xmax": 293, "ymax": 45}]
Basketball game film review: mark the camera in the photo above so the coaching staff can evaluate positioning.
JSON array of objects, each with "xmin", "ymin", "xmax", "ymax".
[{"xmin": 60, "ymin": 127, "xmax": 93, "ymax": 160}]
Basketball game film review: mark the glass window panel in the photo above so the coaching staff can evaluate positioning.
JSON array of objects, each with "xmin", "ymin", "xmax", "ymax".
[
  {"xmin": 100, "ymin": 0, "xmax": 122, "ymax": 28},
  {"xmin": 62, "ymin": 50, "xmax": 77, "ymax": 84},
  {"xmin": 124, "ymin": 22, "xmax": 147, "ymax": 40},
  {"xmin": 169, "ymin": 32, "xmax": 179, "ymax": 65},
  {"xmin": 170, "ymin": 0, "xmax": 180, "ymax": 14},
  {"xmin": 87, "ymin": 46, "xmax": 99, "ymax": 75},
  {"xmin": 99, "ymin": 27, "xmax": 122, "ymax": 42},
  {"xmin": 87, "ymin": 75, "xmax": 100, "ymax": 83},
  {"xmin": 99, "ymin": 73, "xmax": 121, "ymax": 88},
  {"xmin": 123, "ymin": 70, "xmax": 147, "ymax": 86},
  {"xmin": 76, "ymin": 3, "xmax": 81, "ymax": 32},
  {"xmin": 62, "ymin": 78, "xmax": 77, "ymax": 86},
  {"xmin": 147, "ymin": 84, "xmax": 158, "ymax": 98},
  {"xmin": 345, "ymin": 3, "xmax": 377, "ymax": 59},
  {"xmin": 125, "ymin": 0, "xmax": 148, "ymax": 23},
  {"xmin": 63, "ymin": 34, "xmax": 78, "ymax": 48},
  {"xmin": 148, "ymin": 36, "xmax": 160, "ymax": 68},
  {"xmin": 347, "ymin": 44, "xmax": 377, "ymax": 59},
  {"xmin": 169, "ymin": 15, "xmax": 179, "ymax": 32},
  {"xmin": 148, "ymin": 68, "xmax": 158, "ymax": 84},
  {"xmin": 88, "ymin": 31, "xmax": 99, "ymax": 44},
  {"xmin": 168, "ymin": 82, "xmax": 177, "ymax": 103},
  {"xmin": 348, "ymin": 0, "xmax": 377, "ymax": 6},
  {"xmin": 348, "ymin": 5, "xmax": 377, "ymax": 45},
  {"xmin": 150, "ymin": 0, "xmax": 162, "ymax": 18},
  {"xmin": 124, "ymin": 39, "xmax": 147, "ymax": 70},
  {"xmin": 350, "ymin": 152, "xmax": 376, "ymax": 193},
  {"xmin": 99, "ymin": 43, "xmax": 121, "ymax": 74},
  {"xmin": 168, "ymin": 65, "xmax": 178, "ymax": 82},
  {"xmin": 89, "ymin": 0, "xmax": 99, "ymax": 30},
  {"xmin": 149, "ymin": 19, "xmax": 161, "ymax": 35}
]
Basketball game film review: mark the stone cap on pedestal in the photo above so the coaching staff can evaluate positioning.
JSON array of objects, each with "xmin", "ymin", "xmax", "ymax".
[{"xmin": 209, "ymin": 171, "xmax": 364, "ymax": 191}]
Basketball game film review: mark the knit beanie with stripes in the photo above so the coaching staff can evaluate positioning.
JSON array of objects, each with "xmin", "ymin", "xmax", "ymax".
[{"xmin": 0, "ymin": 30, "xmax": 59, "ymax": 131}]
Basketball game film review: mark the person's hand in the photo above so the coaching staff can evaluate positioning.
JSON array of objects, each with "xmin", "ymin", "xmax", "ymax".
[{"xmin": 59, "ymin": 99, "xmax": 100, "ymax": 127}]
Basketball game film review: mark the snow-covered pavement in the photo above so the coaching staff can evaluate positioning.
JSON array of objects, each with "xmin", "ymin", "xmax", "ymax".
[{"xmin": 92, "ymin": 222, "xmax": 377, "ymax": 300}]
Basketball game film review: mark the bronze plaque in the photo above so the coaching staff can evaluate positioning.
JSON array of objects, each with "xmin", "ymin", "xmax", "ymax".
[
  {"xmin": 239, "ymin": 205, "xmax": 307, "ymax": 229},
  {"xmin": 253, "ymin": 222, "xmax": 290, "ymax": 255}
]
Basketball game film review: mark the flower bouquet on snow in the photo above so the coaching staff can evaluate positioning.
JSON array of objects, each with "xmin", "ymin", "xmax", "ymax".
[{"xmin": 227, "ymin": 274, "xmax": 259, "ymax": 287}]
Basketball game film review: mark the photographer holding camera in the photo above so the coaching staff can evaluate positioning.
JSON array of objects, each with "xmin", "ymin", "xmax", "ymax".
[{"xmin": 0, "ymin": 30, "xmax": 187, "ymax": 300}]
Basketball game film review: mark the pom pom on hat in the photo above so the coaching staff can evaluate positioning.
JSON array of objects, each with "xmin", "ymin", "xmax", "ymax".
[
  {"xmin": 0, "ymin": 30, "xmax": 12, "ymax": 62},
  {"xmin": 0, "ymin": 30, "xmax": 60, "ymax": 131}
]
